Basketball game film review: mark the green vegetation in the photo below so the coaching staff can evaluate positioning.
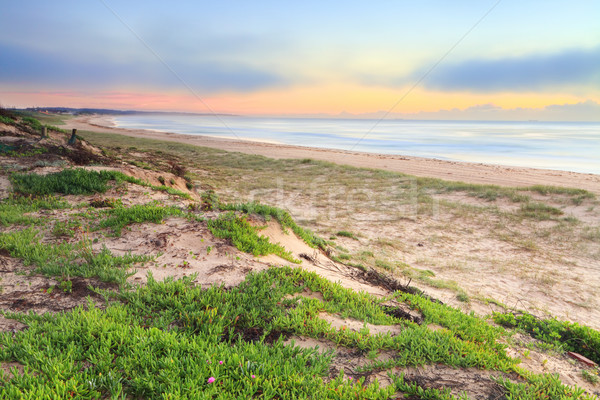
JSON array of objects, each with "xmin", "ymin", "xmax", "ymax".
[
  {"xmin": 3, "ymin": 267, "xmax": 592, "ymax": 399},
  {"xmin": 221, "ymin": 202, "xmax": 327, "ymax": 250},
  {"xmin": 495, "ymin": 371, "xmax": 592, "ymax": 400},
  {"xmin": 0, "ymin": 115, "xmax": 15, "ymax": 125},
  {"xmin": 21, "ymin": 116, "xmax": 43, "ymax": 131},
  {"xmin": 582, "ymin": 369, "xmax": 599, "ymax": 384},
  {"xmin": 2, "ymin": 147, "xmax": 46, "ymax": 158},
  {"xmin": 336, "ymin": 230, "xmax": 359, "ymax": 240},
  {"xmin": 197, "ymin": 190, "xmax": 326, "ymax": 250},
  {"xmin": 493, "ymin": 311, "xmax": 600, "ymax": 364},
  {"xmin": 0, "ymin": 194, "xmax": 70, "ymax": 226},
  {"xmin": 97, "ymin": 203, "xmax": 183, "ymax": 236},
  {"xmin": 1, "ymin": 115, "xmax": 598, "ymax": 398},
  {"xmin": 0, "ymin": 269, "xmax": 391, "ymax": 399},
  {"xmin": 375, "ymin": 259, "xmax": 394, "ymax": 271},
  {"xmin": 52, "ymin": 219, "xmax": 83, "ymax": 237},
  {"xmin": 207, "ymin": 212, "xmax": 299, "ymax": 263},
  {"xmin": 9, "ymin": 168, "xmax": 191, "ymax": 199},
  {"xmin": 519, "ymin": 202, "xmax": 564, "ymax": 220},
  {"xmin": 10, "ymin": 169, "xmax": 128, "ymax": 196},
  {"xmin": 0, "ymin": 227, "xmax": 149, "ymax": 284},
  {"xmin": 45, "ymin": 124, "xmax": 68, "ymax": 134},
  {"xmin": 10, "ymin": 114, "xmax": 67, "ymax": 133}
]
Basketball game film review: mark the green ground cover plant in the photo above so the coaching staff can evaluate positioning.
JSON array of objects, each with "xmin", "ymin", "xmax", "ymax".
[
  {"xmin": 97, "ymin": 203, "xmax": 183, "ymax": 236},
  {"xmin": 495, "ymin": 371, "xmax": 593, "ymax": 400},
  {"xmin": 0, "ymin": 194, "xmax": 70, "ymax": 226},
  {"xmin": 221, "ymin": 201, "xmax": 327, "ymax": 250},
  {"xmin": 52, "ymin": 219, "xmax": 84, "ymax": 237},
  {"xmin": 21, "ymin": 116, "xmax": 43, "ymax": 131},
  {"xmin": 519, "ymin": 202, "xmax": 564, "ymax": 220},
  {"xmin": 493, "ymin": 311, "xmax": 600, "ymax": 364},
  {"xmin": 0, "ymin": 227, "xmax": 149, "ymax": 284},
  {"xmin": 13, "ymin": 114, "xmax": 67, "ymax": 133},
  {"xmin": 207, "ymin": 212, "xmax": 299, "ymax": 263},
  {"xmin": 2, "ymin": 267, "xmax": 593, "ymax": 399},
  {"xmin": 9, "ymin": 168, "xmax": 191, "ymax": 199},
  {"xmin": 10, "ymin": 169, "xmax": 127, "ymax": 196}
]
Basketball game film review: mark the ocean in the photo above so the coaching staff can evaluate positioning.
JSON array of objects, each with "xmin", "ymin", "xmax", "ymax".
[{"xmin": 112, "ymin": 114, "xmax": 600, "ymax": 175}]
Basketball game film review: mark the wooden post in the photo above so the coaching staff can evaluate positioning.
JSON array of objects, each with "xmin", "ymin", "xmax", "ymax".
[
  {"xmin": 68, "ymin": 128, "xmax": 77, "ymax": 145},
  {"xmin": 41, "ymin": 126, "xmax": 47, "ymax": 138}
]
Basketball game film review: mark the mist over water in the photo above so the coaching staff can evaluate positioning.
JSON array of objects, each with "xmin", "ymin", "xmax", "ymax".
[{"xmin": 113, "ymin": 114, "xmax": 600, "ymax": 175}]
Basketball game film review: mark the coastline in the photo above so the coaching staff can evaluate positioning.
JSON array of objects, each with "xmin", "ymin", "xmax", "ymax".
[{"xmin": 65, "ymin": 114, "xmax": 600, "ymax": 195}]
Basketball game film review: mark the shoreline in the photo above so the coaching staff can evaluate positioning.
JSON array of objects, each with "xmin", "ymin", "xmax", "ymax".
[{"xmin": 65, "ymin": 114, "xmax": 600, "ymax": 195}]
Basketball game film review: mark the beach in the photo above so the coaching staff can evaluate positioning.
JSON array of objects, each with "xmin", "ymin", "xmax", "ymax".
[
  {"xmin": 3, "ymin": 111, "xmax": 600, "ymax": 397},
  {"xmin": 66, "ymin": 114, "xmax": 600, "ymax": 195}
]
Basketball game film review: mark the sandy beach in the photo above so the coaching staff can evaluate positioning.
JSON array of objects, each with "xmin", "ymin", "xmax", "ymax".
[
  {"xmin": 3, "ymin": 112, "xmax": 600, "ymax": 397},
  {"xmin": 65, "ymin": 115, "xmax": 600, "ymax": 195}
]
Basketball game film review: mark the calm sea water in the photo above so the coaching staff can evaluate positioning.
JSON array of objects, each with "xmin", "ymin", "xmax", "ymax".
[{"xmin": 112, "ymin": 114, "xmax": 600, "ymax": 175}]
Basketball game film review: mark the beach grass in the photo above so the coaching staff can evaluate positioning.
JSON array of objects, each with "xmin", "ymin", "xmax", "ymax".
[{"xmin": 73, "ymin": 122, "xmax": 600, "ymax": 323}]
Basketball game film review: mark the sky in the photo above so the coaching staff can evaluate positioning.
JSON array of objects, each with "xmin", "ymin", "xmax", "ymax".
[{"xmin": 1, "ymin": 1, "xmax": 599, "ymax": 120}]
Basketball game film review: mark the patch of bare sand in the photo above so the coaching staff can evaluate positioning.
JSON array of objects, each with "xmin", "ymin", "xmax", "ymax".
[
  {"xmin": 0, "ymin": 256, "xmax": 114, "ymax": 317},
  {"xmin": 283, "ymin": 335, "xmax": 397, "ymax": 380},
  {"xmin": 0, "ymin": 361, "xmax": 26, "ymax": 381},
  {"xmin": 96, "ymin": 217, "xmax": 266, "ymax": 288},
  {"xmin": 319, "ymin": 312, "xmax": 403, "ymax": 336},
  {"xmin": 258, "ymin": 220, "xmax": 389, "ymax": 298},
  {"xmin": 0, "ymin": 316, "xmax": 26, "ymax": 334},
  {"xmin": 284, "ymin": 336, "xmax": 336, "ymax": 354},
  {"xmin": 434, "ymin": 192, "xmax": 521, "ymax": 213},
  {"xmin": 0, "ymin": 175, "xmax": 10, "ymax": 199}
]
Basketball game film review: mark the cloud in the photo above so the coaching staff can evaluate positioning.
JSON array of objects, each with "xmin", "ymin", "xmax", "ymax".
[
  {"xmin": 421, "ymin": 46, "xmax": 600, "ymax": 92},
  {"xmin": 0, "ymin": 43, "xmax": 286, "ymax": 93},
  {"xmin": 406, "ymin": 100, "xmax": 600, "ymax": 121},
  {"xmin": 327, "ymin": 100, "xmax": 600, "ymax": 121}
]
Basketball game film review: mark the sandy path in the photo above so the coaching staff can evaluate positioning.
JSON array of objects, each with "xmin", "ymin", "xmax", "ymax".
[{"xmin": 66, "ymin": 115, "xmax": 600, "ymax": 195}]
